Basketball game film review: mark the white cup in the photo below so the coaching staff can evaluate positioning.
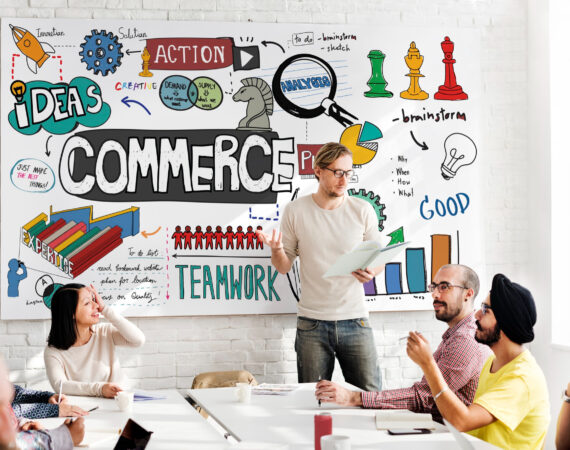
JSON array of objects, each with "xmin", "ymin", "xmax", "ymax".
[
  {"xmin": 115, "ymin": 391, "xmax": 134, "ymax": 412},
  {"xmin": 321, "ymin": 435, "xmax": 351, "ymax": 450},
  {"xmin": 235, "ymin": 383, "xmax": 252, "ymax": 403}
]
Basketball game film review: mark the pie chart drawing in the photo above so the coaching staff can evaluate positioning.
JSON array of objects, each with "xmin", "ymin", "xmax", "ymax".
[{"xmin": 340, "ymin": 121, "xmax": 383, "ymax": 165}]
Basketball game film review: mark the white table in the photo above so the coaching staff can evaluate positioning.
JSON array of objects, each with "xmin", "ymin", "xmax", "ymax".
[
  {"xmin": 188, "ymin": 383, "xmax": 498, "ymax": 450},
  {"xmin": 38, "ymin": 389, "xmax": 228, "ymax": 449}
]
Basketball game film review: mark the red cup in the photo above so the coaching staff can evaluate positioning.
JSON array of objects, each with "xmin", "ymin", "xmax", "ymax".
[{"xmin": 314, "ymin": 412, "xmax": 332, "ymax": 450}]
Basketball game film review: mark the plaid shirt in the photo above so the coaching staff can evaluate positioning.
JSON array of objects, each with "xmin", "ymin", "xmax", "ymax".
[{"xmin": 361, "ymin": 313, "xmax": 491, "ymax": 422}]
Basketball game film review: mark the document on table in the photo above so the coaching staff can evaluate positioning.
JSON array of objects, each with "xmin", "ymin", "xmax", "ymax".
[
  {"xmin": 375, "ymin": 410, "xmax": 436, "ymax": 430},
  {"xmin": 252, "ymin": 384, "xmax": 300, "ymax": 396},
  {"xmin": 134, "ymin": 390, "xmax": 166, "ymax": 401},
  {"xmin": 324, "ymin": 241, "xmax": 410, "ymax": 278}
]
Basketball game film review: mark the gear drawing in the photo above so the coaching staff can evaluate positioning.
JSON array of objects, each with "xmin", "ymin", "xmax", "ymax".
[
  {"xmin": 79, "ymin": 30, "xmax": 123, "ymax": 76},
  {"xmin": 348, "ymin": 188, "xmax": 387, "ymax": 231}
]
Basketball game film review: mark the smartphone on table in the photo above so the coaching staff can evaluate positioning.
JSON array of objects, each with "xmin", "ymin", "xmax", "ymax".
[{"xmin": 387, "ymin": 428, "xmax": 432, "ymax": 435}]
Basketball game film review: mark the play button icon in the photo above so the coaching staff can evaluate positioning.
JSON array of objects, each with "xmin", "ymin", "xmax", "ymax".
[{"xmin": 232, "ymin": 45, "xmax": 260, "ymax": 71}]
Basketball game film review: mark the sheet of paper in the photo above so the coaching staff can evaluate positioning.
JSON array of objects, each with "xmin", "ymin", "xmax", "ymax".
[
  {"xmin": 134, "ymin": 390, "xmax": 166, "ymax": 401},
  {"xmin": 252, "ymin": 383, "xmax": 300, "ymax": 396},
  {"xmin": 324, "ymin": 241, "xmax": 410, "ymax": 278}
]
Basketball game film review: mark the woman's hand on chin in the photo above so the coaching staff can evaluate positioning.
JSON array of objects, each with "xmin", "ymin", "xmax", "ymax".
[{"xmin": 101, "ymin": 383, "xmax": 122, "ymax": 398}]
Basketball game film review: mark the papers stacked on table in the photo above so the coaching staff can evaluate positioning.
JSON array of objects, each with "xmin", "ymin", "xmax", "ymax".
[{"xmin": 252, "ymin": 384, "xmax": 300, "ymax": 396}]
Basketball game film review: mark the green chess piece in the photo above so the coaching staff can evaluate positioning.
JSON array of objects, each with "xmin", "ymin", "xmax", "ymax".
[{"xmin": 364, "ymin": 50, "xmax": 393, "ymax": 98}]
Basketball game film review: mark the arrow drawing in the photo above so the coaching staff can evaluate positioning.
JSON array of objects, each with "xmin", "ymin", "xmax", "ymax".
[
  {"xmin": 410, "ymin": 130, "xmax": 428, "ymax": 150},
  {"xmin": 141, "ymin": 226, "xmax": 161, "ymax": 238},
  {"xmin": 387, "ymin": 226, "xmax": 405, "ymax": 246},
  {"xmin": 261, "ymin": 40, "xmax": 285, "ymax": 53},
  {"xmin": 121, "ymin": 96, "xmax": 151, "ymax": 115}
]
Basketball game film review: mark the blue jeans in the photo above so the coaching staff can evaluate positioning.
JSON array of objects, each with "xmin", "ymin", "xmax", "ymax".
[{"xmin": 295, "ymin": 316, "xmax": 381, "ymax": 391}]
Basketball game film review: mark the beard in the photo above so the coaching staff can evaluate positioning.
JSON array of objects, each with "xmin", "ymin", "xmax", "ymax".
[
  {"xmin": 325, "ymin": 186, "xmax": 345, "ymax": 198},
  {"xmin": 433, "ymin": 300, "xmax": 463, "ymax": 323},
  {"xmin": 475, "ymin": 321, "xmax": 501, "ymax": 346}
]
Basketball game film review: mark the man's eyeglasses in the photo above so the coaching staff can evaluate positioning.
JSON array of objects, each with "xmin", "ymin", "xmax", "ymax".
[
  {"xmin": 323, "ymin": 167, "xmax": 354, "ymax": 179},
  {"xmin": 480, "ymin": 303, "xmax": 493, "ymax": 315},
  {"xmin": 427, "ymin": 282, "xmax": 468, "ymax": 293}
]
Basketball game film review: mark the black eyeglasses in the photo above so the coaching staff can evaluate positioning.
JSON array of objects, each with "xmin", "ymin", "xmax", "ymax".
[
  {"xmin": 427, "ymin": 282, "xmax": 468, "ymax": 293},
  {"xmin": 323, "ymin": 167, "xmax": 354, "ymax": 179},
  {"xmin": 480, "ymin": 303, "xmax": 493, "ymax": 315}
]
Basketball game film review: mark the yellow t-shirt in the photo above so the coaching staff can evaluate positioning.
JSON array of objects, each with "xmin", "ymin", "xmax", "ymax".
[{"xmin": 468, "ymin": 350, "xmax": 550, "ymax": 449}]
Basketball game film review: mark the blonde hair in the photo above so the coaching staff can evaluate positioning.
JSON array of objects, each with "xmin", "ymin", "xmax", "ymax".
[{"xmin": 313, "ymin": 142, "xmax": 352, "ymax": 180}]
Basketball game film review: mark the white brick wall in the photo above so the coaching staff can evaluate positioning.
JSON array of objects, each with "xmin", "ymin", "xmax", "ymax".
[{"xmin": 0, "ymin": 0, "xmax": 527, "ymax": 395}]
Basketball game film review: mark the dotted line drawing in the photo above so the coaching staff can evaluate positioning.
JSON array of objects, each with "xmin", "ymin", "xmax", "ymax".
[
  {"xmin": 11, "ymin": 54, "xmax": 63, "ymax": 81},
  {"xmin": 11, "ymin": 54, "xmax": 20, "ymax": 80},
  {"xmin": 166, "ymin": 227, "xmax": 170, "ymax": 301},
  {"xmin": 249, "ymin": 204, "xmax": 280, "ymax": 221}
]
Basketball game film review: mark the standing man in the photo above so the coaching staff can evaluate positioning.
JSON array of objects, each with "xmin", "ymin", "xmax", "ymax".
[
  {"xmin": 315, "ymin": 264, "xmax": 490, "ymax": 424},
  {"xmin": 407, "ymin": 274, "xmax": 550, "ymax": 449},
  {"xmin": 258, "ymin": 142, "xmax": 383, "ymax": 390}
]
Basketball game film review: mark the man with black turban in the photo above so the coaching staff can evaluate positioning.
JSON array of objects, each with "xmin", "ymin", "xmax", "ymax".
[{"xmin": 406, "ymin": 273, "xmax": 550, "ymax": 449}]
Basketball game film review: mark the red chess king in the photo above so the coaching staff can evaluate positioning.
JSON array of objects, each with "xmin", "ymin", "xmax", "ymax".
[
  {"xmin": 434, "ymin": 36, "xmax": 468, "ymax": 100},
  {"xmin": 314, "ymin": 413, "xmax": 332, "ymax": 450}
]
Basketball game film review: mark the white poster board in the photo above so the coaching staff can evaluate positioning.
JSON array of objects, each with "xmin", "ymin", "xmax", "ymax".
[{"xmin": 1, "ymin": 19, "xmax": 483, "ymax": 319}]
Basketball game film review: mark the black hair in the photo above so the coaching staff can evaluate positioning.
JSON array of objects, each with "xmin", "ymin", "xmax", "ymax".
[{"xmin": 47, "ymin": 283, "xmax": 86, "ymax": 350}]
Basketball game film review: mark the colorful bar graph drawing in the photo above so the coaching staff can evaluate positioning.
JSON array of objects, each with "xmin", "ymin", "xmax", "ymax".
[
  {"xmin": 385, "ymin": 262, "xmax": 403, "ymax": 294},
  {"xmin": 406, "ymin": 248, "xmax": 427, "ymax": 293},
  {"xmin": 431, "ymin": 234, "xmax": 451, "ymax": 282},
  {"xmin": 20, "ymin": 205, "xmax": 140, "ymax": 278},
  {"xmin": 363, "ymin": 278, "xmax": 377, "ymax": 296}
]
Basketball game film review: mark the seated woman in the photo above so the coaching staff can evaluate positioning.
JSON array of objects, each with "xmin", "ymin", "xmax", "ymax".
[
  {"xmin": 44, "ymin": 284, "xmax": 145, "ymax": 398},
  {"xmin": 0, "ymin": 358, "xmax": 85, "ymax": 450},
  {"xmin": 12, "ymin": 384, "xmax": 86, "ymax": 419}
]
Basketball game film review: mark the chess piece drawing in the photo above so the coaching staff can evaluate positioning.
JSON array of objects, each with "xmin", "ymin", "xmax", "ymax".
[
  {"xmin": 434, "ymin": 36, "xmax": 468, "ymax": 100},
  {"xmin": 364, "ymin": 50, "xmax": 393, "ymax": 98},
  {"xmin": 400, "ymin": 42, "xmax": 428, "ymax": 100},
  {"xmin": 139, "ymin": 47, "xmax": 153, "ymax": 77},
  {"xmin": 233, "ymin": 77, "xmax": 273, "ymax": 130}
]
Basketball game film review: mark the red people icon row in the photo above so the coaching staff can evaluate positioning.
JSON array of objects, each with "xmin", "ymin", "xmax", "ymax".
[{"xmin": 171, "ymin": 225, "xmax": 264, "ymax": 250}]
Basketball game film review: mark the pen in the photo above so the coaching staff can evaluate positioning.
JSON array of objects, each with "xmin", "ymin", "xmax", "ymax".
[
  {"xmin": 399, "ymin": 331, "xmax": 422, "ymax": 342},
  {"xmin": 57, "ymin": 380, "xmax": 63, "ymax": 404},
  {"xmin": 87, "ymin": 406, "xmax": 99, "ymax": 413},
  {"xmin": 317, "ymin": 375, "xmax": 321, "ymax": 407}
]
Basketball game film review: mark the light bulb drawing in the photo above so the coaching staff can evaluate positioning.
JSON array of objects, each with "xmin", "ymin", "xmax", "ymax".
[
  {"xmin": 10, "ymin": 80, "xmax": 26, "ymax": 102},
  {"xmin": 440, "ymin": 133, "xmax": 477, "ymax": 180}
]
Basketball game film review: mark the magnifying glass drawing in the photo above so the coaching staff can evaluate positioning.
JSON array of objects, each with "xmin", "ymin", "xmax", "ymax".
[{"xmin": 272, "ymin": 54, "xmax": 358, "ymax": 127}]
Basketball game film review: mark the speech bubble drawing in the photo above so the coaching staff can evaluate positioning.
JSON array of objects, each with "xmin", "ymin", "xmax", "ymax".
[{"xmin": 10, "ymin": 158, "xmax": 56, "ymax": 193}]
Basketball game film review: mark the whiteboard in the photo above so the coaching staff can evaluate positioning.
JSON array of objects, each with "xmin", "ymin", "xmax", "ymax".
[{"xmin": 1, "ymin": 18, "xmax": 483, "ymax": 319}]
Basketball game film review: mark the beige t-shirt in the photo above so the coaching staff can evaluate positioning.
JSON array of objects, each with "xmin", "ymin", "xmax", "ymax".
[
  {"xmin": 281, "ymin": 194, "xmax": 382, "ymax": 320},
  {"xmin": 44, "ymin": 305, "xmax": 145, "ymax": 396}
]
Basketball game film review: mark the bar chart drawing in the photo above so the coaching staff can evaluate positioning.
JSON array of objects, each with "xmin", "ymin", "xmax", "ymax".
[
  {"xmin": 366, "ymin": 232, "xmax": 459, "ymax": 297},
  {"xmin": 431, "ymin": 234, "xmax": 451, "ymax": 281}
]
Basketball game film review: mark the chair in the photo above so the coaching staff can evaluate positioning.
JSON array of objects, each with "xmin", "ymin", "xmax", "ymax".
[{"xmin": 189, "ymin": 370, "xmax": 258, "ymax": 419}]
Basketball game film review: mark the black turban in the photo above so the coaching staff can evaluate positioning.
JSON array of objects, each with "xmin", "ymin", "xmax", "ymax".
[{"xmin": 490, "ymin": 273, "xmax": 536, "ymax": 344}]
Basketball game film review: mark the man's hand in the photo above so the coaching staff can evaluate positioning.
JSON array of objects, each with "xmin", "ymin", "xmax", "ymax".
[
  {"xmin": 20, "ymin": 421, "xmax": 44, "ymax": 431},
  {"xmin": 64, "ymin": 418, "xmax": 85, "ymax": 446},
  {"xmin": 406, "ymin": 331, "xmax": 434, "ymax": 369},
  {"xmin": 101, "ymin": 383, "xmax": 122, "ymax": 398},
  {"xmin": 256, "ymin": 229, "xmax": 283, "ymax": 251},
  {"xmin": 58, "ymin": 402, "xmax": 88, "ymax": 417},
  {"xmin": 351, "ymin": 268, "xmax": 375, "ymax": 283},
  {"xmin": 315, "ymin": 381, "xmax": 362, "ymax": 406},
  {"xmin": 48, "ymin": 393, "xmax": 66, "ymax": 404}
]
